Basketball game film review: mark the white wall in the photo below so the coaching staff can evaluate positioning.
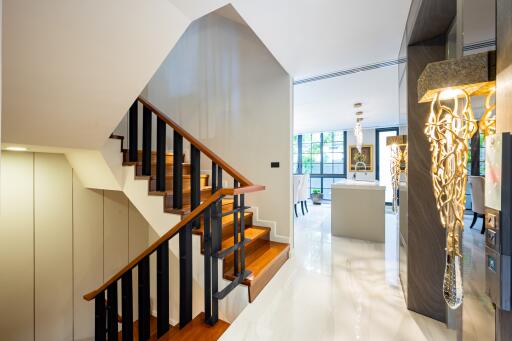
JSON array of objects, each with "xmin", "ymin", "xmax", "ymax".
[
  {"xmin": 2, "ymin": 0, "xmax": 189, "ymax": 149},
  {"xmin": 145, "ymin": 9, "xmax": 293, "ymax": 241},
  {"xmin": 0, "ymin": 151, "xmax": 150, "ymax": 341}
]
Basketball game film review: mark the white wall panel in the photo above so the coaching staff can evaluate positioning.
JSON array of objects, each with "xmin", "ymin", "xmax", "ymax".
[
  {"xmin": 1, "ymin": 152, "xmax": 153, "ymax": 340},
  {"xmin": 0, "ymin": 151, "xmax": 34, "ymax": 341},
  {"xmin": 103, "ymin": 190, "xmax": 129, "ymax": 279},
  {"xmin": 128, "ymin": 202, "xmax": 150, "ymax": 318},
  {"xmin": 34, "ymin": 153, "xmax": 73, "ymax": 341},
  {"xmin": 146, "ymin": 11, "xmax": 293, "ymax": 240},
  {"xmin": 72, "ymin": 171, "xmax": 104, "ymax": 340}
]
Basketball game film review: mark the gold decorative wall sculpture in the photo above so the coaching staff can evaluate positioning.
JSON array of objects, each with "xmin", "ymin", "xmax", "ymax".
[
  {"xmin": 386, "ymin": 135, "xmax": 408, "ymax": 214},
  {"xmin": 479, "ymin": 88, "xmax": 496, "ymax": 137},
  {"xmin": 424, "ymin": 89, "xmax": 478, "ymax": 309},
  {"xmin": 418, "ymin": 51, "xmax": 496, "ymax": 310}
]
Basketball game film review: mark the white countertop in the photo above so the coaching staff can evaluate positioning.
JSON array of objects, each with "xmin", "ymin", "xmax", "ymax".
[{"xmin": 331, "ymin": 179, "xmax": 386, "ymax": 190}]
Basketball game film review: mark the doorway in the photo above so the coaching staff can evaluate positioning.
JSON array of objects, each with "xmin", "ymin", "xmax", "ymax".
[{"xmin": 376, "ymin": 127, "xmax": 399, "ymax": 204}]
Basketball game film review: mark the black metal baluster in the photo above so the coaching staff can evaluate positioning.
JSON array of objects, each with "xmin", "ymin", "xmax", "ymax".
[
  {"xmin": 179, "ymin": 223, "xmax": 192, "ymax": 328},
  {"xmin": 203, "ymin": 206, "xmax": 212, "ymax": 324},
  {"xmin": 121, "ymin": 271, "xmax": 133, "ymax": 341},
  {"xmin": 173, "ymin": 131, "xmax": 183, "ymax": 208},
  {"xmin": 138, "ymin": 257, "xmax": 150, "ymax": 341},
  {"xmin": 156, "ymin": 118, "xmax": 166, "ymax": 191},
  {"xmin": 217, "ymin": 166, "xmax": 223, "ymax": 190},
  {"xmin": 240, "ymin": 194, "xmax": 247, "ymax": 275},
  {"xmin": 129, "ymin": 101, "xmax": 138, "ymax": 163},
  {"xmin": 211, "ymin": 165, "xmax": 223, "ymax": 324},
  {"xmin": 107, "ymin": 283, "xmax": 118, "ymax": 341},
  {"xmin": 191, "ymin": 144, "xmax": 200, "ymax": 227},
  {"xmin": 142, "ymin": 106, "xmax": 152, "ymax": 176},
  {"xmin": 212, "ymin": 162, "xmax": 217, "ymax": 194},
  {"xmin": 95, "ymin": 293, "xmax": 106, "ymax": 341},
  {"xmin": 233, "ymin": 180, "xmax": 239, "ymax": 276},
  {"xmin": 157, "ymin": 241, "xmax": 170, "ymax": 337}
]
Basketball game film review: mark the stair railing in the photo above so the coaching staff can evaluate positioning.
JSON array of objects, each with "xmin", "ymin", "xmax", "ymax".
[{"xmin": 84, "ymin": 98, "xmax": 264, "ymax": 341}]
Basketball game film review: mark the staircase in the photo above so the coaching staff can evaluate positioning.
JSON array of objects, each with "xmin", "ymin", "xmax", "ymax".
[{"xmin": 84, "ymin": 97, "xmax": 290, "ymax": 340}]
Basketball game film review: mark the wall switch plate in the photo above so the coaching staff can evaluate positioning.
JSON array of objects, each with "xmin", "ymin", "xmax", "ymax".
[{"xmin": 271, "ymin": 162, "xmax": 280, "ymax": 168}]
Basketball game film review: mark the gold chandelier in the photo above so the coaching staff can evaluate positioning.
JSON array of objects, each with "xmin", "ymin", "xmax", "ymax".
[
  {"xmin": 386, "ymin": 135, "xmax": 408, "ymax": 214},
  {"xmin": 418, "ymin": 51, "xmax": 496, "ymax": 309}
]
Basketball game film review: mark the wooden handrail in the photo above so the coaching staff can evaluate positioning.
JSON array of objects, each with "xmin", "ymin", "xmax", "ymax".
[
  {"xmin": 83, "ymin": 186, "xmax": 264, "ymax": 301},
  {"xmin": 138, "ymin": 96, "xmax": 253, "ymax": 187}
]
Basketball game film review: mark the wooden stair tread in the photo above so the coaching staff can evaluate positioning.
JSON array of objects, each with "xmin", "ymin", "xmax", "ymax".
[
  {"xmin": 118, "ymin": 316, "xmax": 161, "ymax": 341},
  {"xmin": 136, "ymin": 174, "xmax": 208, "ymax": 180},
  {"xmin": 220, "ymin": 226, "xmax": 270, "ymax": 253},
  {"xmin": 124, "ymin": 161, "xmax": 191, "ymax": 167},
  {"xmin": 149, "ymin": 174, "xmax": 208, "ymax": 180},
  {"xmin": 225, "ymin": 239, "xmax": 290, "ymax": 302},
  {"xmin": 149, "ymin": 186, "xmax": 212, "ymax": 197},
  {"xmin": 167, "ymin": 199, "xmax": 234, "ymax": 216},
  {"xmin": 193, "ymin": 211, "xmax": 253, "ymax": 235},
  {"xmin": 157, "ymin": 313, "xmax": 229, "ymax": 341}
]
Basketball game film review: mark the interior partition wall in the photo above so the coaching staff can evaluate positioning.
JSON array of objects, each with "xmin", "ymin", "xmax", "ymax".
[
  {"xmin": 375, "ymin": 127, "xmax": 399, "ymax": 203},
  {"xmin": 293, "ymin": 131, "xmax": 347, "ymax": 200}
]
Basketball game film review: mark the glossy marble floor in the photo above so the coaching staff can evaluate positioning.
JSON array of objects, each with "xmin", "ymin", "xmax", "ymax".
[
  {"xmin": 462, "ymin": 214, "xmax": 495, "ymax": 341},
  {"xmin": 221, "ymin": 203, "xmax": 457, "ymax": 341}
]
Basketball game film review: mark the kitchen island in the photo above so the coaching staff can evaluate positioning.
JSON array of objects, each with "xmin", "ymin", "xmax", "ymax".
[{"xmin": 331, "ymin": 179, "xmax": 386, "ymax": 242}]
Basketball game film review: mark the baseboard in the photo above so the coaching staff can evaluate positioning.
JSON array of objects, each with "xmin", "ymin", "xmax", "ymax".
[
  {"xmin": 247, "ymin": 206, "xmax": 290, "ymax": 244},
  {"xmin": 151, "ymin": 308, "xmax": 179, "ymax": 327}
]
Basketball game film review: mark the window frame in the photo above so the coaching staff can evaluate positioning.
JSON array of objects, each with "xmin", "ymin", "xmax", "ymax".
[{"xmin": 294, "ymin": 130, "xmax": 348, "ymax": 200}]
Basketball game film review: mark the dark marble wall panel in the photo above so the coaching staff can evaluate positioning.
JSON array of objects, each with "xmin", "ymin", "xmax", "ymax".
[
  {"xmin": 407, "ymin": 35, "xmax": 448, "ymax": 323},
  {"xmin": 407, "ymin": 0, "xmax": 456, "ymax": 45},
  {"xmin": 496, "ymin": 1, "xmax": 512, "ymax": 339}
]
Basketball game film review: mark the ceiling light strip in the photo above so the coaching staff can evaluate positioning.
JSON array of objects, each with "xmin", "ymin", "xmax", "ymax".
[
  {"xmin": 294, "ymin": 40, "xmax": 496, "ymax": 86},
  {"xmin": 463, "ymin": 39, "xmax": 496, "ymax": 52},
  {"xmin": 294, "ymin": 58, "xmax": 406, "ymax": 85}
]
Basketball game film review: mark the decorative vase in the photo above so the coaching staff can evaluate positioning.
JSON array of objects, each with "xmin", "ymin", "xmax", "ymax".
[{"xmin": 312, "ymin": 193, "xmax": 323, "ymax": 205}]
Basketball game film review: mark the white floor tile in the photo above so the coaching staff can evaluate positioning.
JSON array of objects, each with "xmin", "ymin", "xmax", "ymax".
[{"xmin": 220, "ymin": 202, "xmax": 485, "ymax": 341}]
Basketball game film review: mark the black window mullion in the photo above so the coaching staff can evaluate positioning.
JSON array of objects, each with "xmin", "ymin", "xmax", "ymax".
[
  {"xmin": 344, "ymin": 131, "xmax": 348, "ymax": 176},
  {"xmin": 320, "ymin": 133, "xmax": 324, "ymax": 193},
  {"xmin": 297, "ymin": 134, "xmax": 303, "ymax": 174}
]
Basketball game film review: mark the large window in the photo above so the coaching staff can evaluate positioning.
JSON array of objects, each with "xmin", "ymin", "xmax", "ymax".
[{"xmin": 293, "ymin": 131, "xmax": 347, "ymax": 200}]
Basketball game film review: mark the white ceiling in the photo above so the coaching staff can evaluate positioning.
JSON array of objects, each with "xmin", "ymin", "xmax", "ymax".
[
  {"xmin": 233, "ymin": 0, "xmax": 412, "ymax": 79},
  {"xmin": 168, "ymin": 0, "xmax": 412, "ymax": 78},
  {"xmin": 3, "ymin": 0, "xmax": 412, "ymax": 148},
  {"xmin": 294, "ymin": 65, "xmax": 400, "ymax": 133},
  {"xmin": 3, "ymin": 0, "xmax": 190, "ymax": 149},
  {"xmin": 166, "ymin": 0, "xmax": 412, "ymax": 133}
]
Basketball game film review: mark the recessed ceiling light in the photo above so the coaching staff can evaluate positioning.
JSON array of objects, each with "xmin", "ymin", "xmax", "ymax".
[
  {"xmin": 5, "ymin": 146, "xmax": 28, "ymax": 152},
  {"xmin": 353, "ymin": 102, "xmax": 362, "ymax": 108}
]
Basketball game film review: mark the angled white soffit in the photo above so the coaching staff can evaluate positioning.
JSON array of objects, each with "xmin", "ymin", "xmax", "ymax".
[
  {"xmin": 167, "ymin": 0, "xmax": 231, "ymax": 20},
  {"xmin": 3, "ymin": 0, "xmax": 190, "ymax": 149}
]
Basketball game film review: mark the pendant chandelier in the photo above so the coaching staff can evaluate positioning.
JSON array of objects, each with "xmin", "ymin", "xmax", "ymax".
[{"xmin": 354, "ymin": 106, "xmax": 364, "ymax": 152}]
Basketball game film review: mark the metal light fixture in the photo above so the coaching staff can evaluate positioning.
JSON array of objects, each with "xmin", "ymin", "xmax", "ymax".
[
  {"xmin": 418, "ymin": 51, "xmax": 496, "ymax": 309},
  {"xmin": 354, "ymin": 117, "xmax": 364, "ymax": 152},
  {"xmin": 386, "ymin": 135, "xmax": 408, "ymax": 214}
]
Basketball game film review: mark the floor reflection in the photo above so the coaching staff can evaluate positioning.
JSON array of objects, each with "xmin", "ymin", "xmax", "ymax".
[
  {"xmin": 221, "ymin": 201, "xmax": 456, "ymax": 341},
  {"xmin": 462, "ymin": 214, "xmax": 495, "ymax": 341}
]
